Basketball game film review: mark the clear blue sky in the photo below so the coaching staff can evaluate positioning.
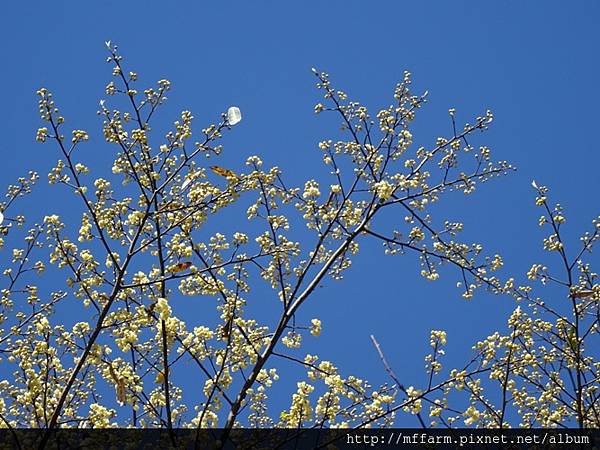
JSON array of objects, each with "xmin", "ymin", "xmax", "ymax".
[{"xmin": 1, "ymin": 1, "xmax": 599, "ymax": 425}]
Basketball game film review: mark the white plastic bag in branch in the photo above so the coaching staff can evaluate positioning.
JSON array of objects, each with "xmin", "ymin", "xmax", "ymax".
[{"xmin": 227, "ymin": 106, "xmax": 242, "ymax": 126}]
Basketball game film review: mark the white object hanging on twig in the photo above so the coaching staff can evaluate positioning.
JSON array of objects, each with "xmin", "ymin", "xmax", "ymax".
[{"xmin": 227, "ymin": 106, "xmax": 242, "ymax": 126}]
